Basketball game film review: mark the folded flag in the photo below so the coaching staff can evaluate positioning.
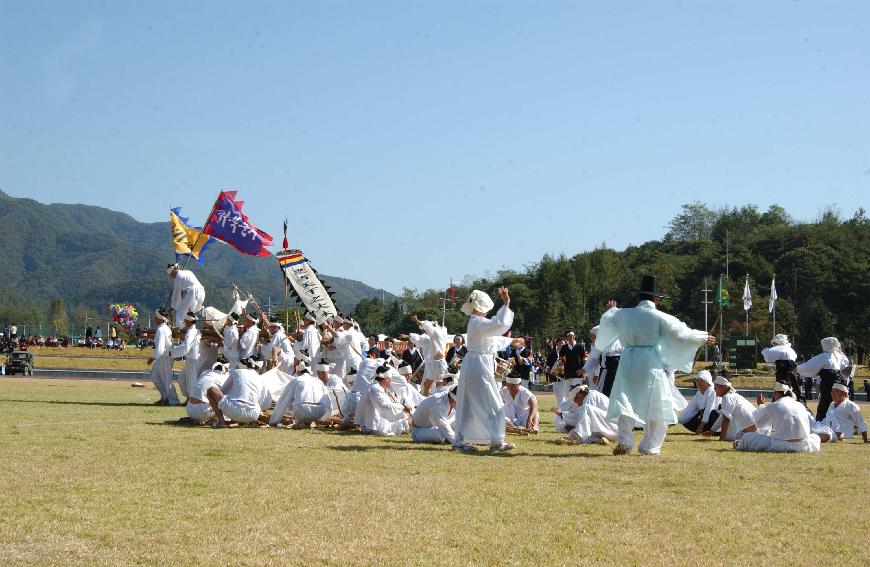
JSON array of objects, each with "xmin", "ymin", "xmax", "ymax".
[
  {"xmin": 203, "ymin": 190, "xmax": 273, "ymax": 257},
  {"xmin": 170, "ymin": 208, "xmax": 213, "ymax": 263}
]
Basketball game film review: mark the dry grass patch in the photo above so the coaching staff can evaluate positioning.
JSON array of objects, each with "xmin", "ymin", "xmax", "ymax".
[{"xmin": 0, "ymin": 378, "xmax": 867, "ymax": 566}]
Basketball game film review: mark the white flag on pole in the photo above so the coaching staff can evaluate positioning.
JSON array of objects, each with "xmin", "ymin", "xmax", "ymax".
[
  {"xmin": 769, "ymin": 277, "xmax": 777, "ymax": 313},
  {"xmin": 742, "ymin": 276, "xmax": 752, "ymax": 311}
]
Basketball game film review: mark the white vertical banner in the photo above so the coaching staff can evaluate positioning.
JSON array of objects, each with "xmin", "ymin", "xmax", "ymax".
[
  {"xmin": 277, "ymin": 250, "xmax": 338, "ymax": 325},
  {"xmin": 768, "ymin": 277, "xmax": 777, "ymax": 313},
  {"xmin": 742, "ymin": 276, "xmax": 752, "ymax": 311}
]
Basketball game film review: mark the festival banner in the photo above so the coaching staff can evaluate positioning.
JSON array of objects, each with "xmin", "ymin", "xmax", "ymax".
[
  {"xmin": 170, "ymin": 207, "xmax": 213, "ymax": 263},
  {"xmin": 203, "ymin": 190, "xmax": 273, "ymax": 257},
  {"xmin": 277, "ymin": 249, "xmax": 338, "ymax": 324}
]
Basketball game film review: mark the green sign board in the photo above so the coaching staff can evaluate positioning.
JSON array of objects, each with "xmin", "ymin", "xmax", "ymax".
[{"xmin": 727, "ymin": 336, "xmax": 758, "ymax": 370}]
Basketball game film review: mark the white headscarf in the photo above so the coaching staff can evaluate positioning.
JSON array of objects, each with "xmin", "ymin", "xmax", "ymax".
[
  {"xmin": 821, "ymin": 337, "xmax": 841, "ymax": 353},
  {"xmin": 460, "ymin": 290, "xmax": 495, "ymax": 316},
  {"xmin": 695, "ymin": 370, "xmax": 713, "ymax": 386},
  {"xmin": 771, "ymin": 334, "xmax": 789, "ymax": 347}
]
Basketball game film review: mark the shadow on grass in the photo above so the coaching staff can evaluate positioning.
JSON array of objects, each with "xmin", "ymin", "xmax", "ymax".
[{"xmin": 0, "ymin": 398, "xmax": 159, "ymax": 408}]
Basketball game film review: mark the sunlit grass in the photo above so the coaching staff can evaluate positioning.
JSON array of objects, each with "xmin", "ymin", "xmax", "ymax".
[{"xmin": 0, "ymin": 378, "xmax": 867, "ymax": 566}]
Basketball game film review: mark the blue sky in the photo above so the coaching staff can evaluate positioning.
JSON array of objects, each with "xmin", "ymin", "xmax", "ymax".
[{"xmin": 1, "ymin": 1, "xmax": 868, "ymax": 293}]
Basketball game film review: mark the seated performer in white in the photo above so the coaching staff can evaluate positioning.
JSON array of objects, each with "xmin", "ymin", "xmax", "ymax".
[
  {"xmin": 186, "ymin": 359, "xmax": 229, "ymax": 424},
  {"xmin": 454, "ymin": 287, "xmax": 521, "ymax": 453},
  {"xmin": 677, "ymin": 370, "xmax": 719, "ymax": 434},
  {"xmin": 315, "ymin": 360, "xmax": 348, "ymax": 421},
  {"xmin": 269, "ymin": 360, "xmax": 331, "ymax": 428},
  {"xmin": 702, "ymin": 376, "xmax": 757, "ymax": 442},
  {"xmin": 355, "ymin": 366, "xmax": 412, "ymax": 435},
  {"xmin": 407, "ymin": 315, "xmax": 449, "ymax": 396},
  {"xmin": 340, "ymin": 353, "xmax": 382, "ymax": 426},
  {"xmin": 171, "ymin": 311, "xmax": 202, "ymax": 402},
  {"xmin": 167, "ymin": 263, "xmax": 205, "ymax": 328},
  {"xmin": 554, "ymin": 384, "xmax": 617, "ymax": 445},
  {"xmin": 411, "ymin": 384, "xmax": 458, "ymax": 444},
  {"xmin": 206, "ymin": 358, "xmax": 272, "ymax": 426},
  {"xmin": 551, "ymin": 384, "xmax": 584, "ymax": 434},
  {"xmin": 822, "ymin": 383, "xmax": 868, "ymax": 443},
  {"xmin": 735, "ymin": 382, "xmax": 821, "ymax": 453},
  {"xmin": 500, "ymin": 376, "xmax": 540, "ymax": 433}
]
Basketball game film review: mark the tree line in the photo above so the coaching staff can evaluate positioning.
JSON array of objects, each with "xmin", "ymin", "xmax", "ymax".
[{"xmin": 352, "ymin": 203, "xmax": 870, "ymax": 356}]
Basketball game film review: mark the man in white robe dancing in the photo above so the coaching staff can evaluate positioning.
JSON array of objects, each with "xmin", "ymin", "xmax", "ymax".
[{"xmin": 596, "ymin": 275, "xmax": 714, "ymax": 456}]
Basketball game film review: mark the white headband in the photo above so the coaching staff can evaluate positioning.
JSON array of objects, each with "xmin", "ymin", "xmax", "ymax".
[{"xmin": 505, "ymin": 376, "xmax": 522, "ymax": 385}]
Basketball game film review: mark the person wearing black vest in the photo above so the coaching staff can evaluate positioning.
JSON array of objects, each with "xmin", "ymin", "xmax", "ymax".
[
  {"xmin": 447, "ymin": 335, "xmax": 468, "ymax": 371},
  {"xmin": 797, "ymin": 337, "xmax": 850, "ymax": 421},
  {"xmin": 506, "ymin": 338, "xmax": 532, "ymax": 385},
  {"xmin": 559, "ymin": 332, "xmax": 586, "ymax": 379},
  {"xmin": 402, "ymin": 343, "xmax": 424, "ymax": 371}
]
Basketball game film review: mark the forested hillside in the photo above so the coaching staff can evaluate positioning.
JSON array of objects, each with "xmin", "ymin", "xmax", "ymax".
[{"xmin": 354, "ymin": 203, "xmax": 869, "ymax": 354}]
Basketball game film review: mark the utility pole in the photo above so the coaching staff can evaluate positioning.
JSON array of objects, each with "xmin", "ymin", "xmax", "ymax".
[
  {"xmin": 438, "ymin": 296, "xmax": 452, "ymax": 327},
  {"xmin": 702, "ymin": 277, "xmax": 713, "ymax": 362}
]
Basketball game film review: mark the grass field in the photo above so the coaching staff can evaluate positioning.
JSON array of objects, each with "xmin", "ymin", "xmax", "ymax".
[{"xmin": 0, "ymin": 378, "xmax": 867, "ymax": 566}]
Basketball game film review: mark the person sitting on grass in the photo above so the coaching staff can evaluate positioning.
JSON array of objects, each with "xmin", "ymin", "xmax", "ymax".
[
  {"xmin": 355, "ymin": 365, "xmax": 412, "ymax": 435},
  {"xmin": 410, "ymin": 384, "xmax": 458, "ymax": 444},
  {"xmin": 677, "ymin": 370, "xmax": 719, "ymax": 434},
  {"xmin": 501, "ymin": 376, "xmax": 540, "ymax": 433},
  {"xmin": 554, "ymin": 384, "xmax": 617, "ymax": 445},
  {"xmin": 735, "ymin": 382, "xmax": 821, "ymax": 453},
  {"xmin": 206, "ymin": 357, "xmax": 272, "ymax": 427},
  {"xmin": 822, "ymin": 383, "xmax": 868, "ymax": 443},
  {"xmin": 269, "ymin": 359, "xmax": 331, "ymax": 429},
  {"xmin": 186, "ymin": 359, "xmax": 230, "ymax": 424},
  {"xmin": 701, "ymin": 376, "xmax": 757, "ymax": 442}
]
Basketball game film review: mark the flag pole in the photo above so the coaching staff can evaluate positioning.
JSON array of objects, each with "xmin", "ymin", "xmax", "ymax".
[
  {"xmin": 772, "ymin": 273, "xmax": 776, "ymax": 338},
  {"xmin": 745, "ymin": 273, "xmax": 749, "ymax": 336}
]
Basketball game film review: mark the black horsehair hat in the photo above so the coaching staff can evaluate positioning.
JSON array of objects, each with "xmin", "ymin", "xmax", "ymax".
[{"xmin": 631, "ymin": 275, "xmax": 670, "ymax": 299}]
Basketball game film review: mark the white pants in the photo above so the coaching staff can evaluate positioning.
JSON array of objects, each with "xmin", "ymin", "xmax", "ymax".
[
  {"xmin": 173, "ymin": 287, "xmax": 205, "ymax": 327},
  {"xmin": 423, "ymin": 359, "xmax": 448, "ymax": 383},
  {"xmin": 412, "ymin": 426, "xmax": 449, "ymax": 444},
  {"xmin": 617, "ymin": 416, "xmax": 668, "ymax": 454},
  {"xmin": 292, "ymin": 402, "xmax": 328, "ymax": 424},
  {"xmin": 177, "ymin": 359, "xmax": 199, "ymax": 399},
  {"xmin": 218, "ymin": 397, "xmax": 260, "ymax": 424},
  {"xmin": 340, "ymin": 391, "xmax": 363, "ymax": 425},
  {"xmin": 737, "ymin": 432, "xmax": 821, "ymax": 453},
  {"xmin": 186, "ymin": 402, "xmax": 214, "ymax": 423},
  {"xmin": 149, "ymin": 356, "xmax": 178, "ymax": 404},
  {"xmin": 552, "ymin": 380, "xmax": 572, "ymax": 406}
]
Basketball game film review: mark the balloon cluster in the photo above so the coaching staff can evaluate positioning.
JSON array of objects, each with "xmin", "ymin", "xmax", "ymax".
[{"xmin": 110, "ymin": 304, "xmax": 139, "ymax": 332}]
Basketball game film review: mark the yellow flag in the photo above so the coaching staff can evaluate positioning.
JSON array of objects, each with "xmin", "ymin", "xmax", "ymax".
[{"xmin": 170, "ymin": 208, "xmax": 211, "ymax": 262}]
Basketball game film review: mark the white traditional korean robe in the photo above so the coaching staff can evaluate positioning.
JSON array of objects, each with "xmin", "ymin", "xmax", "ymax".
[
  {"xmin": 269, "ymin": 373, "xmax": 330, "ymax": 425},
  {"xmin": 796, "ymin": 351, "xmax": 850, "ymax": 377},
  {"xmin": 582, "ymin": 346, "xmax": 602, "ymax": 391},
  {"xmin": 412, "ymin": 391, "xmax": 456, "ymax": 444},
  {"xmin": 333, "ymin": 329, "xmax": 363, "ymax": 378},
  {"xmin": 570, "ymin": 391, "xmax": 618, "ymax": 443},
  {"xmin": 712, "ymin": 390, "xmax": 756, "ymax": 441},
  {"xmin": 170, "ymin": 269, "xmax": 205, "ymax": 328},
  {"xmin": 500, "ymin": 385, "xmax": 538, "ymax": 428},
  {"xmin": 171, "ymin": 325, "xmax": 201, "ymax": 398},
  {"xmin": 761, "ymin": 344, "xmax": 797, "ymax": 363},
  {"xmin": 596, "ymin": 300, "xmax": 708, "ymax": 454},
  {"xmin": 186, "ymin": 369, "xmax": 227, "ymax": 422},
  {"xmin": 411, "ymin": 320, "xmax": 449, "ymax": 383},
  {"xmin": 678, "ymin": 387, "xmax": 719, "ymax": 426},
  {"xmin": 454, "ymin": 305, "xmax": 514, "ymax": 447},
  {"xmin": 300, "ymin": 324, "xmax": 322, "ymax": 364},
  {"xmin": 737, "ymin": 396, "xmax": 821, "ymax": 453},
  {"xmin": 238, "ymin": 325, "xmax": 259, "ymax": 361},
  {"xmin": 822, "ymin": 399, "xmax": 867, "ymax": 439},
  {"xmin": 218, "ymin": 368, "xmax": 272, "ymax": 424},
  {"xmin": 149, "ymin": 322, "xmax": 178, "ymax": 404},
  {"xmin": 355, "ymin": 381, "xmax": 410, "ymax": 435},
  {"xmin": 222, "ymin": 324, "xmax": 240, "ymax": 368}
]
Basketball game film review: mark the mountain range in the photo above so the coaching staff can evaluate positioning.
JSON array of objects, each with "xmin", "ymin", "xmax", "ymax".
[{"xmin": 0, "ymin": 190, "xmax": 394, "ymax": 318}]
